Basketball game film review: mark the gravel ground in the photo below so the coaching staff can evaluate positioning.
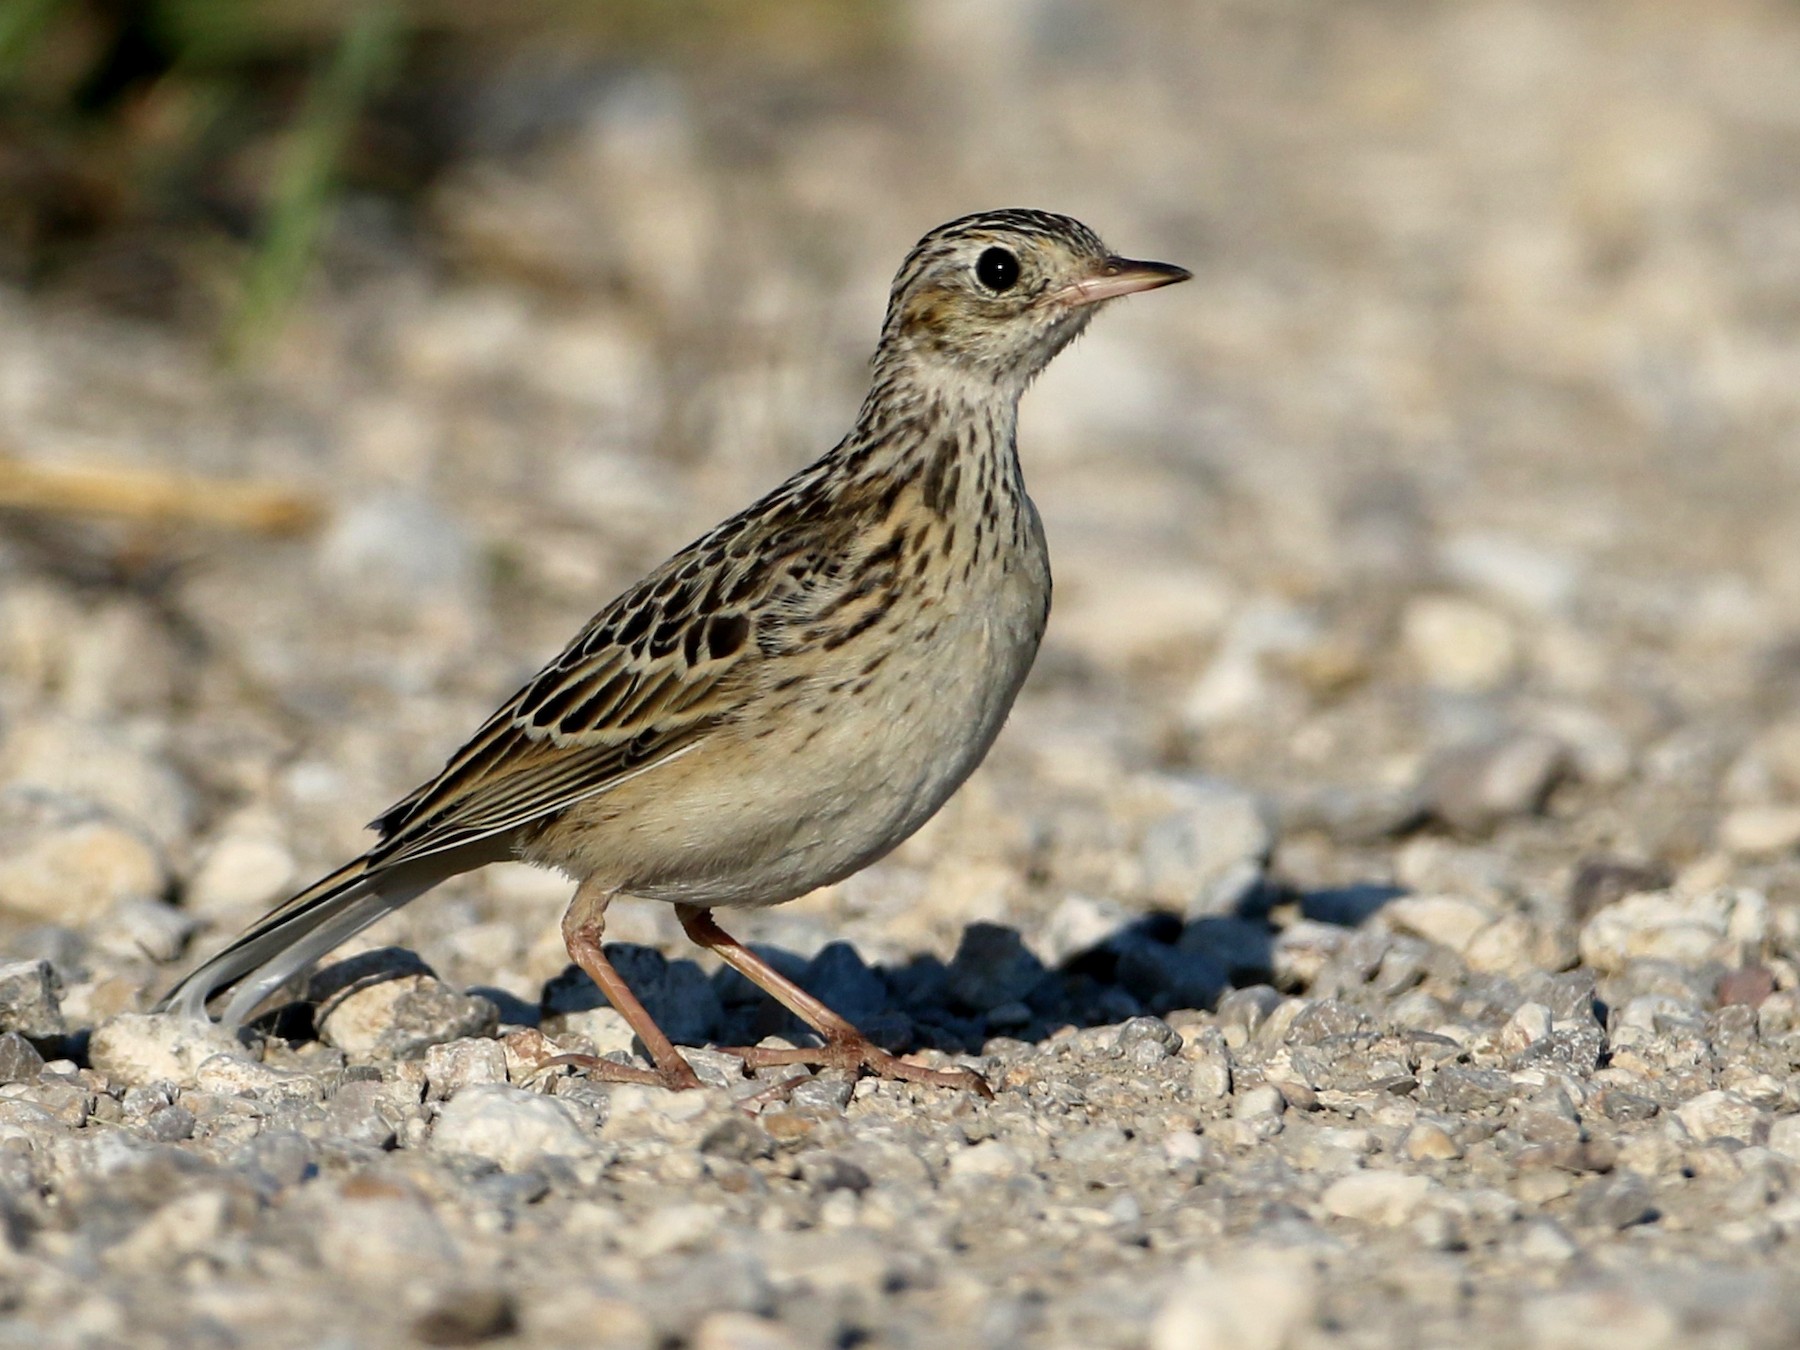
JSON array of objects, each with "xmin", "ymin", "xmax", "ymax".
[{"xmin": 5, "ymin": 2, "xmax": 1800, "ymax": 1346}]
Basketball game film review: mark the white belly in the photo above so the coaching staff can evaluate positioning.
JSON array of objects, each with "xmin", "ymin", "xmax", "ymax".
[{"xmin": 540, "ymin": 508, "xmax": 1051, "ymax": 909}]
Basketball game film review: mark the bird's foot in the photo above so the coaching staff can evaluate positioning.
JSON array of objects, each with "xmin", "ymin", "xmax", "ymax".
[
  {"xmin": 544, "ymin": 1052, "xmax": 703, "ymax": 1092},
  {"xmin": 723, "ymin": 1037, "xmax": 993, "ymax": 1099}
]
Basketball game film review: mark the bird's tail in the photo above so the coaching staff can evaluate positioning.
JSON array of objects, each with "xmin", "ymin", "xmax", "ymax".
[{"xmin": 156, "ymin": 854, "xmax": 449, "ymax": 1028}]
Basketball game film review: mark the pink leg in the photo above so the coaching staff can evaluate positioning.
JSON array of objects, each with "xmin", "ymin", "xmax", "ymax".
[
  {"xmin": 677, "ymin": 905, "xmax": 993, "ymax": 1099},
  {"xmin": 555, "ymin": 880, "xmax": 702, "ymax": 1091}
]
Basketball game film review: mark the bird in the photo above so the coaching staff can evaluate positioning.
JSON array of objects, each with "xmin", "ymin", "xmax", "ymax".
[{"xmin": 159, "ymin": 208, "xmax": 1190, "ymax": 1096}]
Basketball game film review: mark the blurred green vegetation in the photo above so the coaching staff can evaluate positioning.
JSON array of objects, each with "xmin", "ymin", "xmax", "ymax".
[{"xmin": 0, "ymin": 1, "xmax": 888, "ymax": 348}]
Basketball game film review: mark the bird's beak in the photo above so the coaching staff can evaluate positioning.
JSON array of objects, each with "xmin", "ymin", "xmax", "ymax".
[{"xmin": 1050, "ymin": 256, "xmax": 1192, "ymax": 308}]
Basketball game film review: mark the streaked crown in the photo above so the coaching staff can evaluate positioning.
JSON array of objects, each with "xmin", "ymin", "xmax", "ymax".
[{"xmin": 875, "ymin": 208, "xmax": 1189, "ymax": 390}]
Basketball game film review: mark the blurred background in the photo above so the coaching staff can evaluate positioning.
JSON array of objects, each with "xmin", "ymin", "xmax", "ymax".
[{"xmin": 2, "ymin": 0, "xmax": 1800, "ymax": 1014}]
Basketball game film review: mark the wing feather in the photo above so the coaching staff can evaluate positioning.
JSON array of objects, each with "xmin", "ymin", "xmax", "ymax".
[
  {"xmin": 363, "ymin": 536, "xmax": 768, "ymax": 866},
  {"xmin": 353, "ymin": 437, "xmax": 882, "ymax": 865}
]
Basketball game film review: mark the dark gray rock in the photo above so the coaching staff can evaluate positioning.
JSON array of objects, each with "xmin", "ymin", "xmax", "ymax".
[
  {"xmin": 1113, "ymin": 937, "xmax": 1229, "ymax": 1014},
  {"xmin": 412, "ymin": 1286, "xmax": 517, "ymax": 1348},
  {"xmin": 1423, "ymin": 733, "xmax": 1569, "ymax": 835},
  {"xmin": 321, "ymin": 1079, "xmax": 404, "ymax": 1150},
  {"xmin": 1140, "ymin": 778, "xmax": 1275, "ymax": 915},
  {"xmin": 1215, "ymin": 985, "xmax": 1284, "ymax": 1041},
  {"xmin": 0, "ymin": 1032, "xmax": 44, "ymax": 1083},
  {"xmin": 1117, "ymin": 1016, "xmax": 1183, "ymax": 1058},
  {"xmin": 1574, "ymin": 1174, "xmax": 1659, "ymax": 1231},
  {"xmin": 801, "ymin": 941, "xmax": 891, "ymax": 1025},
  {"xmin": 1427, "ymin": 1067, "xmax": 1515, "ymax": 1115},
  {"xmin": 1568, "ymin": 856, "xmax": 1672, "ymax": 922},
  {"xmin": 798, "ymin": 1153, "xmax": 872, "ymax": 1194},
  {"xmin": 1284, "ymin": 1000, "xmax": 1374, "ymax": 1046},
  {"xmin": 1177, "ymin": 917, "xmax": 1275, "ymax": 982},
  {"xmin": 0, "ymin": 960, "xmax": 64, "ymax": 1041},
  {"xmin": 1283, "ymin": 784, "xmax": 1427, "ymax": 844},
  {"xmin": 946, "ymin": 924, "xmax": 1047, "ymax": 1014},
  {"xmin": 699, "ymin": 1115, "xmax": 774, "ymax": 1163},
  {"xmin": 235, "ymin": 1129, "xmax": 318, "ymax": 1193}
]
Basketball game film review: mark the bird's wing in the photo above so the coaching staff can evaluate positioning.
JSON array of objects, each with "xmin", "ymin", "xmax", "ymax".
[
  {"xmin": 364, "ymin": 532, "xmax": 781, "ymax": 869},
  {"xmin": 356, "ymin": 432, "xmax": 884, "ymax": 871}
]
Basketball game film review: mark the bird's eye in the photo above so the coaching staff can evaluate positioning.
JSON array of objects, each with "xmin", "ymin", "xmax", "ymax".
[{"xmin": 975, "ymin": 246, "xmax": 1021, "ymax": 293}]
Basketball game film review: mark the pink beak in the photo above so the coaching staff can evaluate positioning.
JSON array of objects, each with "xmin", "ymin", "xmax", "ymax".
[{"xmin": 1051, "ymin": 256, "xmax": 1192, "ymax": 308}]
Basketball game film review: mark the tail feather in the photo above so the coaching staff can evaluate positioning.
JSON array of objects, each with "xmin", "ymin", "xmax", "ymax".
[{"xmin": 157, "ymin": 854, "xmax": 454, "ymax": 1027}]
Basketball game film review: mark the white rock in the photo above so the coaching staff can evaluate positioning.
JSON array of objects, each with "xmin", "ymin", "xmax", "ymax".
[
  {"xmin": 1723, "ymin": 1072, "xmax": 1785, "ymax": 1109},
  {"xmin": 1138, "ymin": 776, "xmax": 1274, "ymax": 913},
  {"xmin": 1383, "ymin": 894, "xmax": 1502, "ymax": 956},
  {"xmin": 1187, "ymin": 1026, "xmax": 1233, "ymax": 1101},
  {"xmin": 1521, "ymin": 1287, "xmax": 1680, "ymax": 1350},
  {"xmin": 1402, "ymin": 1124, "xmax": 1462, "ymax": 1162},
  {"xmin": 93, "ymin": 898, "xmax": 198, "ymax": 964},
  {"xmin": 1320, "ymin": 1169, "xmax": 1436, "ymax": 1225},
  {"xmin": 186, "ymin": 814, "xmax": 298, "ymax": 917},
  {"xmin": 1579, "ymin": 888, "xmax": 1769, "ymax": 973},
  {"xmin": 315, "ymin": 962, "xmax": 498, "ymax": 1061},
  {"xmin": 59, "ymin": 602, "xmax": 184, "ymax": 719},
  {"xmin": 390, "ymin": 283, "xmax": 531, "ymax": 385},
  {"xmin": 1532, "ymin": 704, "xmax": 1633, "ymax": 786},
  {"xmin": 0, "ymin": 789, "xmax": 169, "ymax": 924},
  {"xmin": 1439, "ymin": 533, "xmax": 1578, "ymax": 615},
  {"xmin": 1462, "ymin": 912, "xmax": 1538, "ymax": 975},
  {"xmin": 599, "ymin": 1082, "xmax": 721, "ymax": 1143},
  {"xmin": 1766, "ymin": 1115, "xmax": 1800, "ymax": 1162},
  {"xmin": 1164, "ymin": 1131, "xmax": 1206, "ymax": 1166},
  {"xmin": 1038, "ymin": 893, "xmax": 1131, "ymax": 967},
  {"xmin": 312, "ymin": 1181, "xmax": 461, "ymax": 1283},
  {"xmin": 1054, "ymin": 564, "xmax": 1234, "ymax": 668},
  {"xmin": 546, "ymin": 1006, "xmax": 639, "ymax": 1058},
  {"xmin": 1674, "ymin": 1090, "xmax": 1766, "ymax": 1145},
  {"xmin": 192, "ymin": 1054, "xmax": 322, "ymax": 1104},
  {"xmin": 430, "ymin": 1083, "xmax": 594, "ymax": 1169},
  {"xmin": 1181, "ymin": 601, "xmax": 1318, "ymax": 727},
  {"xmin": 1270, "ymin": 921, "xmax": 1351, "ymax": 991},
  {"xmin": 690, "ymin": 1311, "xmax": 799, "ymax": 1350},
  {"xmin": 1500, "ymin": 1002, "xmax": 1553, "ymax": 1055},
  {"xmin": 424, "ymin": 1038, "xmax": 510, "ymax": 1098},
  {"xmin": 316, "ymin": 492, "xmax": 481, "ymax": 615},
  {"xmin": 1614, "ymin": 994, "xmax": 1696, "ymax": 1037},
  {"xmin": 1059, "ymin": 1124, "xmax": 1131, "ymax": 1166},
  {"xmin": 0, "ymin": 718, "xmax": 193, "ymax": 850},
  {"xmin": 107, "ymin": 1189, "xmax": 236, "ymax": 1272},
  {"xmin": 88, "ymin": 1013, "xmax": 247, "ymax": 1087},
  {"xmin": 635, "ymin": 1201, "xmax": 727, "ymax": 1258},
  {"xmin": 1151, "ymin": 1249, "xmax": 1319, "ymax": 1350},
  {"xmin": 1424, "ymin": 733, "xmax": 1567, "ymax": 835},
  {"xmin": 1515, "ymin": 1219, "xmax": 1580, "ymax": 1264},
  {"xmin": 1719, "ymin": 805, "xmax": 1800, "ymax": 859},
  {"xmin": 1395, "ymin": 836, "xmax": 1511, "ymax": 904},
  {"xmin": 1760, "ymin": 719, "xmax": 1800, "ymax": 797},
  {"xmin": 947, "ymin": 1139, "xmax": 1027, "ymax": 1182},
  {"xmin": 0, "ymin": 582, "xmax": 83, "ymax": 692},
  {"xmin": 1402, "ymin": 595, "xmax": 1518, "ymax": 692},
  {"xmin": 1234, "ymin": 1085, "xmax": 1286, "ymax": 1121}
]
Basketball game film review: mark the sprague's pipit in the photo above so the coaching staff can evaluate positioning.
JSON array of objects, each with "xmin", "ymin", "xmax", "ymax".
[{"xmin": 161, "ymin": 209, "xmax": 1189, "ymax": 1095}]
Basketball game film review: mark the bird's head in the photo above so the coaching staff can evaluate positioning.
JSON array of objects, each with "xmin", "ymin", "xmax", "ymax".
[{"xmin": 876, "ymin": 208, "xmax": 1189, "ymax": 395}]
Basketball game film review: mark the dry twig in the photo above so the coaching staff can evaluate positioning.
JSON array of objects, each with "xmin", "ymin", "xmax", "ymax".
[{"xmin": 0, "ymin": 456, "xmax": 324, "ymax": 536}]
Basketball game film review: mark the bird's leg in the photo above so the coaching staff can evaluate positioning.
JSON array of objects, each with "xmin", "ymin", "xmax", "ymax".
[
  {"xmin": 554, "ymin": 879, "xmax": 703, "ymax": 1091},
  {"xmin": 676, "ymin": 905, "xmax": 993, "ymax": 1099}
]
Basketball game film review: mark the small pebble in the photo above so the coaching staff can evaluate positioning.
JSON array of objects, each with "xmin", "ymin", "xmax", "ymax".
[
  {"xmin": 1320, "ymin": 1170, "xmax": 1435, "ymax": 1225},
  {"xmin": 430, "ymin": 1084, "xmax": 595, "ymax": 1169}
]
